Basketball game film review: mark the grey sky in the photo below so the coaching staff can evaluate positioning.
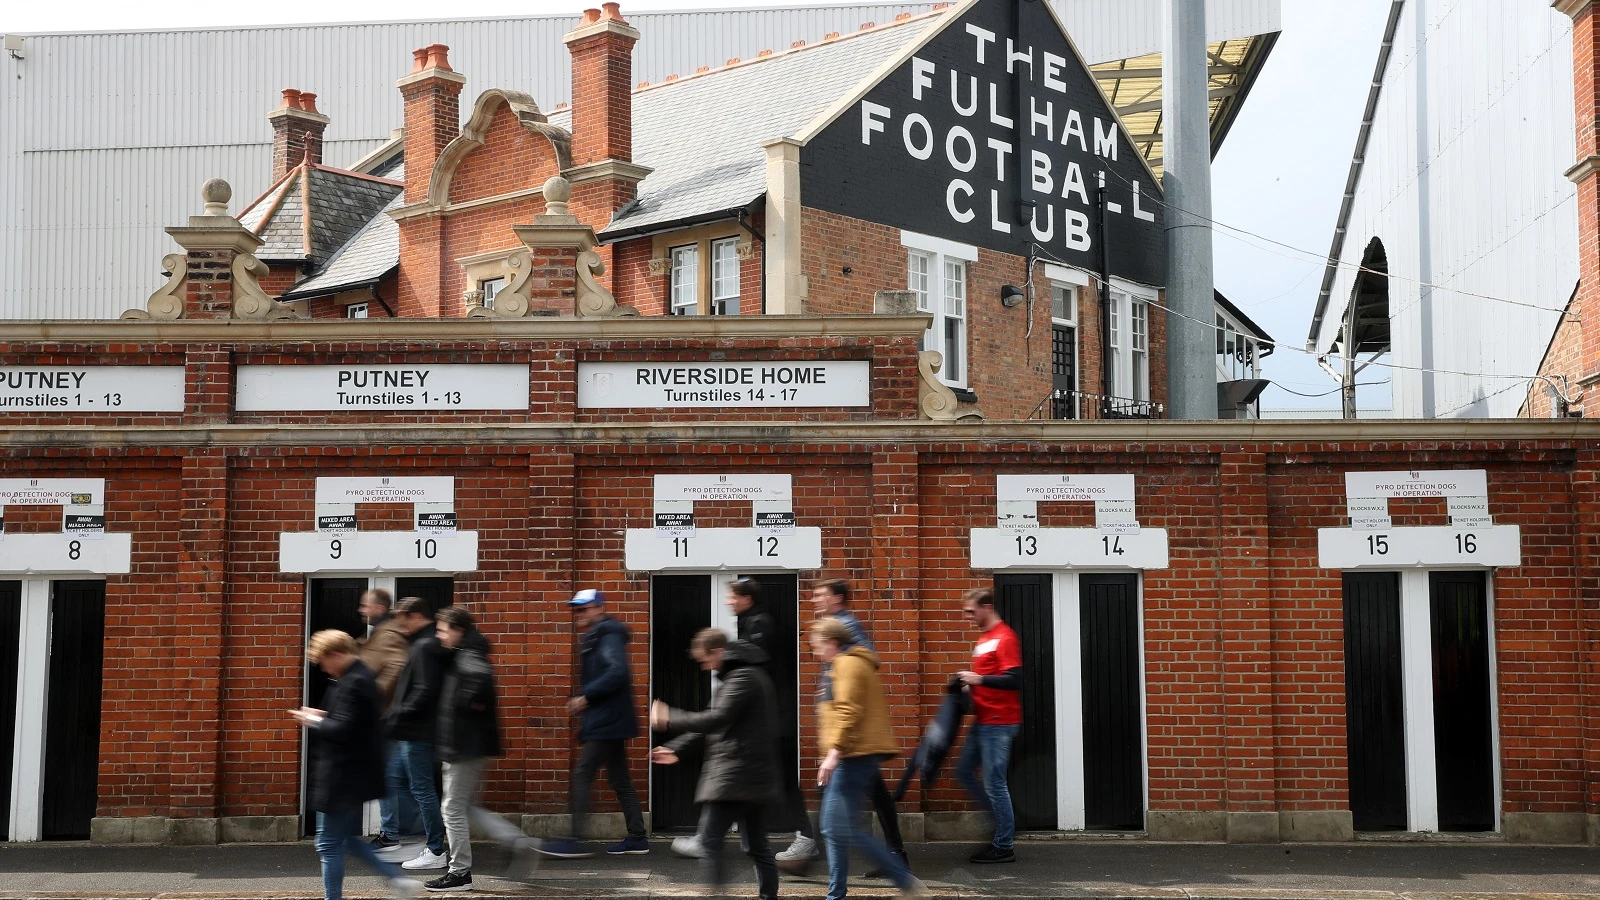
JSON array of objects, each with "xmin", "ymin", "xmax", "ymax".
[{"xmin": 4, "ymin": 0, "xmax": 1394, "ymax": 409}]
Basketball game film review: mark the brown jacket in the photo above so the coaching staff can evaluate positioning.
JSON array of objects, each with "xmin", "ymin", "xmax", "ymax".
[
  {"xmin": 360, "ymin": 615, "xmax": 411, "ymax": 712},
  {"xmin": 818, "ymin": 645, "xmax": 898, "ymax": 758}
]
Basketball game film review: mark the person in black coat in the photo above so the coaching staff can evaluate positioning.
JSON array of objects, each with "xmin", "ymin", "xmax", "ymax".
[
  {"xmin": 382, "ymin": 598, "xmax": 448, "ymax": 869},
  {"xmin": 650, "ymin": 631, "xmax": 781, "ymax": 900},
  {"xmin": 539, "ymin": 589, "xmax": 648, "ymax": 859},
  {"xmin": 292, "ymin": 629, "xmax": 417, "ymax": 900},
  {"xmin": 427, "ymin": 606, "xmax": 535, "ymax": 892}
]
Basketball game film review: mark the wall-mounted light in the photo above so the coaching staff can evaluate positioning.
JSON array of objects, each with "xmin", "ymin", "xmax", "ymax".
[
  {"xmin": 1000, "ymin": 284, "xmax": 1025, "ymax": 307},
  {"xmin": 3, "ymin": 35, "xmax": 23, "ymax": 60}
]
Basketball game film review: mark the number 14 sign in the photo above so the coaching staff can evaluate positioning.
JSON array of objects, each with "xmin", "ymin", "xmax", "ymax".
[{"xmin": 970, "ymin": 528, "xmax": 1169, "ymax": 570}]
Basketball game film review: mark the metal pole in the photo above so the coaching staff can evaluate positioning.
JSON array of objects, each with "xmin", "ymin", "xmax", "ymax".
[{"xmin": 1162, "ymin": 0, "xmax": 1216, "ymax": 420}]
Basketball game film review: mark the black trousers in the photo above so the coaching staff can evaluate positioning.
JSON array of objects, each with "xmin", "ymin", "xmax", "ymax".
[
  {"xmin": 701, "ymin": 800, "xmax": 778, "ymax": 900},
  {"xmin": 568, "ymin": 739, "xmax": 646, "ymax": 840}
]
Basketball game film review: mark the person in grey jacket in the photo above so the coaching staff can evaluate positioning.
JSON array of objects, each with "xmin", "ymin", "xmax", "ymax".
[{"xmin": 650, "ymin": 629, "xmax": 781, "ymax": 900}]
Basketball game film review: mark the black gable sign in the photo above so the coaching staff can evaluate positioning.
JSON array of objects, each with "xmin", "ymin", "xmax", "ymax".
[{"xmin": 801, "ymin": 0, "xmax": 1165, "ymax": 286}]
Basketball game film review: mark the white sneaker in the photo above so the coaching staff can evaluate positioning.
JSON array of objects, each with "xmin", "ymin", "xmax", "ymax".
[
  {"xmin": 389, "ymin": 877, "xmax": 422, "ymax": 899},
  {"xmin": 670, "ymin": 835, "xmax": 705, "ymax": 859},
  {"xmin": 402, "ymin": 848, "xmax": 448, "ymax": 870},
  {"xmin": 378, "ymin": 841, "xmax": 421, "ymax": 863},
  {"xmin": 776, "ymin": 833, "xmax": 818, "ymax": 861},
  {"xmin": 900, "ymin": 876, "xmax": 930, "ymax": 898}
]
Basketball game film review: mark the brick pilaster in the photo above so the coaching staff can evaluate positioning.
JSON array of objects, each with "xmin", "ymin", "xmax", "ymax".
[
  {"xmin": 1217, "ymin": 451, "xmax": 1278, "ymax": 839},
  {"xmin": 525, "ymin": 448, "xmax": 578, "ymax": 813},
  {"xmin": 166, "ymin": 448, "xmax": 229, "ymax": 830},
  {"xmin": 871, "ymin": 450, "xmax": 922, "ymax": 803},
  {"xmin": 1565, "ymin": 2, "xmax": 1600, "ymax": 383},
  {"xmin": 1573, "ymin": 449, "xmax": 1600, "ymax": 841}
]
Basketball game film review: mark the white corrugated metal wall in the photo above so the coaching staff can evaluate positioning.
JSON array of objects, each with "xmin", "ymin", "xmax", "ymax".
[
  {"xmin": 0, "ymin": 0, "xmax": 1279, "ymax": 319},
  {"xmin": 1317, "ymin": 0, "xmax": 1576, "ymax": 418}
]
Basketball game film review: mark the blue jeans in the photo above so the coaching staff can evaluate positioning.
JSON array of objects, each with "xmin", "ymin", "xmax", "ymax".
[
  {"xmin": 389, "ymin": 739, "xmax": 446, "ymax": 854},
  {"xmin": 379, "ymin": 742, "xmax": 422, "ymax": 840},
  {"xmin": 820, "ymin": 755, "xmax": 911, "ymax": 900},
  {"xmin": 316, "ymin": 806, "xmax": 403, "ymax": 900},
  {"xmin": 956, "ymin": 723, "xmax": 1019, "ymax": 850}
]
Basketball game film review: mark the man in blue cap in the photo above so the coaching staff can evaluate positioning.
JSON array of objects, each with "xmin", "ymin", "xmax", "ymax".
[{"xmin": 538, "ymin": 589, "xmax": 650, "ymax": 859}]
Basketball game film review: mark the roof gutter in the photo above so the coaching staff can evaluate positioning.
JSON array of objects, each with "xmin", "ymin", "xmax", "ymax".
[
  {"xmin": 1306, "ymin": 1, "xmax": 1406, "ymax": 352},
  {"xmin": 279, "ymin": 268, "xmax": 394, "ymax": 302},
  {"xmin": 1210, "ymin": 30, "xmax": 1279, "ymax": 156},
  {"xmin": 597, "ymin": 208, "xmax": 746, "ymax": 245}
]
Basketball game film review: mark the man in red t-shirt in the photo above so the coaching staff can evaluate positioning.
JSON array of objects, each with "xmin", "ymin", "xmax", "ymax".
[{"xmin": 954, "ymin": 587, "xmax": 1022, "ymax": 864}]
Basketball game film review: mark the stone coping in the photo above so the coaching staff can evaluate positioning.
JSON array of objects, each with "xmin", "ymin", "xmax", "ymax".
[
  {"xmin": 0, "ymin": 314, "xmax": 933, "ymax": 343},
  {"xmin": 0, "ymin": 417, "xmax": 1595, "ymax": 448}
]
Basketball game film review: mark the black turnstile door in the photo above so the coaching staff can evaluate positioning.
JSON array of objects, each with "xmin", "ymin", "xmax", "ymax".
[
  {"xmin": 993, "ymin": 574, "xmax": 1057, "ymax": 830},
  {"xmin": 1430, "ymin": 571, "xmax": 1495, "ymax": 832},
  {"xmin": 396, "ymin": 576, "xmax": 455, "ymax": 618},
  {"xmin": 649, "ymin": 575, "xmax": 711, "ymax": 831},
  {"xmin": 0, "ymin": 581, "xmax": 20, "ymax": 841},
  {"xmin": 41, "ymin": 580, "xmax": 105, "ymax": 840},
  {"xmin": 1343, "ymin": 572, "xmax": 1407, "ymax": 831},
  {"xmin": 738, "ymin": 573, "xmax": 805, "ymax": 832},
  {"xmin": 304, "ymin": 577, "xmax": 371, "ymax": 834},
  {"xmin": 1080, "ymin": 574, "xmax": 1143, "ymax": 830}
]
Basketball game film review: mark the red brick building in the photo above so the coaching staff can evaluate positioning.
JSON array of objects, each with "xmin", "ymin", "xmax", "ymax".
[{"xmin": 1, "ymin": 0, "xmax": 1594, "ymax": 852}]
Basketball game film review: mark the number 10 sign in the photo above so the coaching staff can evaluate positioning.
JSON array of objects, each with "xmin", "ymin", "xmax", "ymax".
[{"xmin": 970, "ymin": 527, "xmax": 1169, "ymax": 570}]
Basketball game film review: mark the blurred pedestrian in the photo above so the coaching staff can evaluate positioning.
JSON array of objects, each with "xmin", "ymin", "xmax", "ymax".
[
  {"xmin": 427, "ymin": 606, "xmax": 538, "ymax": 892},
  {"xmin": 809, "ymin": 618, "xmax": 925, "ymax": 900},
  {"xmin": 292, "ymin": 629, "xmax": 418, "ymax": 900},
  {"xmin": 650, "ymin": 628, "xmax": 780, "ymax": 900},
  {"xmin": 357, "ymin": 589, "xmax": 421, "ymax": 861},
  {"xmin": 955, "ymin": 587, "xmax": 1023, "ymax": 864},
  {"xmin": 538, "ymin": 589, "xmax": 649, "ymax": 859},
  {"xmin": 386, "ymin": 597, "xmax": 450, "ymax": 871}
]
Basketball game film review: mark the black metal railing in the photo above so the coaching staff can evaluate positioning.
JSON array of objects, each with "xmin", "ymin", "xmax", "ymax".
[{"xmin": 1029, "ymin": 389, "xmax": 1166, "ymax": 421}]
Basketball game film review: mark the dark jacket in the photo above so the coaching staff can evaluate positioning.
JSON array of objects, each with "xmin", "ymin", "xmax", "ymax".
[
  {"xmin": 387, "ymin": 623, "xmax": 445, "ymax": 741},
  {"xmin": 660, "ymin": 641, "xmax": 781, "ymax": 804},
  {"xmin": 895, "ymin": 678, "xmax": 971, "ymax": 801},
  {"xmin": 310, "ymin": 659, "xmax": 387, "ymax": 811},
  {"xmin": 579, "ymin": 614, "xmax": 638, "ymax": 741},
  {"xmin": 735, "ymin": 602, "xmax": 778, "ymax": 669},
  {"xmin": 438, "ymin": 627, "xmax": 502, "ymax": 761}
]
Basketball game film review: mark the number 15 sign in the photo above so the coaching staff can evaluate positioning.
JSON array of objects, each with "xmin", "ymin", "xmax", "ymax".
[{"xmin": 970, "ymin": 528, "xmax": 1169, "ymax": 570}]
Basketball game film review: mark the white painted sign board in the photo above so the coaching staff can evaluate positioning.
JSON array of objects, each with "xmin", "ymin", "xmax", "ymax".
[
  {"xmin": 315, "ymin": 477, "xmax": 455, "ymax": 505},
  {"xmin": 0, "ymin": 533, "xmax": 131, "ymax": 575},
  {"xmin": 625, "ymin": 527, "xmax": 822, "ymax": 571},
  {"xmin": 237, "ymin": 365, "xmax": 529, "ymax": 411},
  {"xmin": 996, "ymin": 474, "xmax": 1135, "ymax": 503},
  {"xmin": 0, "ymin": 478, "xmax": 105, "ymax": 507},
  {"xmin": 0, "ymin": 366, "xmax": 185, "ymax": 413},
  {"xmin": 1317, "ymin": 525, "xmax": 1519, "ymax": 569},
  {"xmin": 578, "ymin": 361, "xmax": 870, "ymax": 408},
  {"xmin": 654, "ymin": 475, "xmax": 792, "ymax": 502},
  {"xmin": 279, "ymin": 531, "xmax": 479, "ymax": 573},
  {"xmin": 1345, "ymin": 470, "xmax": 1488, "ymax": 499},
  {"xmin": 970, "ymin": 527, "xmax": 1168, "ymax": 570}
]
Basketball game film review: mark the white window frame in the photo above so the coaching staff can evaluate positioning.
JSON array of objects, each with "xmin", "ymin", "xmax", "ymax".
[
  {"xmin": 710, "ymin": 237, "xmax": 740, "ymax": 316},
  {"xmin": 901, "ymin": 230, "xmax": 977, "ymax": 388},
  {"xmin": 669, "ymin": 244, "xmax": 699, "ymax": 316},
  {"xmin": 1215, "ymin": 310, "xmax": 1261, "ymax": 382},
  {"xmin": 1108, "ymin": 280, "xmax": 1155, "ymax": 403},
  {"xmin": 479, "ymin": 277, "xmax": 505, "ymax": 311},
  {"xmin": 344, "ymin": 301, "xmax": 369, "ymax": 319}
]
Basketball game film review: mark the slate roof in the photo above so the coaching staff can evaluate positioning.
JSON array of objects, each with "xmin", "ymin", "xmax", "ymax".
[
  {"xmin": 237, "ymin": 164, "xmax": 402, "ymax": 266},
  {"xmin": 543, "ymin": 12, "xmax": 946, "ymax": 238}
]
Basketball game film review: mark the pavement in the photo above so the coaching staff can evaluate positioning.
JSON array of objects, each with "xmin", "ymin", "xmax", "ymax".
[{"xmin": 2, "ymin": 838, "xmax": 1600, "ymax": 900}]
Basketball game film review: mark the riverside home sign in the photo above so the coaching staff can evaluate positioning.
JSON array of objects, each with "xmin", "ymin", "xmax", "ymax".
[{"xmin": 803, "ymin": 0, "xmax": 1165, "ymax": 285}]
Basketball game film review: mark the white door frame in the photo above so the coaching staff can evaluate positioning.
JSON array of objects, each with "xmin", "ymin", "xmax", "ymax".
[
  {"xmin": 1015, "ymin": 570, "xmax": 1148, "ymax": 831},
  {"xmin": 1390, "ymin": 568, "xmax": 1501, "ymax": 833}
]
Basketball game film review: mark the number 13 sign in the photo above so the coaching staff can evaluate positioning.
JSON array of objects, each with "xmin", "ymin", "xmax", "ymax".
[{"xmin": 969, "ymin": 528, "xmax": 1169, "ymax": 570}]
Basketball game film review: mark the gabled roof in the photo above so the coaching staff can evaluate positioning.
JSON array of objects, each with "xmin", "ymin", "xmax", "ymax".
[
  {"xmin": 542, "ymin": 10, "xmax": 949, "ymax": 239},
  {"xmin": 281, "ymin": 193, "xmax": 404, "ymax": 301},
  {"xmin": 237, "ymin": 163, "xmax": 403, "ymax": 266}
]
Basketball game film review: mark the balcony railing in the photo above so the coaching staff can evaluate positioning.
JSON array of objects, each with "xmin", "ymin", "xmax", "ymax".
[{"xmin": 1029, "ymin": 389, "xmax": 1166, "ymax": 421}]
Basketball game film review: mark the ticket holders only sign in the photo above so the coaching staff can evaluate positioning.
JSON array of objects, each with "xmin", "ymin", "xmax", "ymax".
[
  {"xmin": 236, "ymin": 365, "xmax": 529, "ymax": 411},
  {"xmin": 577, "ymin": 361, "xmax": 870, "ymax": 409},
  {"xmin": 0, "ymin": 366, "xmax": 185, "ymax": 413}
]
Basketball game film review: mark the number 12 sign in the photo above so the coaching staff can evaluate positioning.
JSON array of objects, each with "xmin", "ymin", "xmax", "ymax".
[{"xmin": 969, "ymin": 528, "xmax": 1169, "ymax": 570}]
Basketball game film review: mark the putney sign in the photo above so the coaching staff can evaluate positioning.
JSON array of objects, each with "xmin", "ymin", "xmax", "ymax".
[{"xmin": 803, "ymin": 0, "xmax": 1164, "ymax": 284}]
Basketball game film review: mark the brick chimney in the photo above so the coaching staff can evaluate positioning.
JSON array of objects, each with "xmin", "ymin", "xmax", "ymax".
[
  {"xmin": 564, "ymin": 4, "xmax": 639, "ymax": 167},
  {"xmin": 267, "ymin": 89, "xmax": 330, "ymax": 180},
  {"xmin": 1561, "ymin": 0, "xmax": 1600, "ymax": 398},
  {"xmin": 397, "ymin": 44, "xmax": 467, "ymax": 204}
]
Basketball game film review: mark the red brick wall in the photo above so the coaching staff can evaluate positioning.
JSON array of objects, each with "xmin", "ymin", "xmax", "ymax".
[
  {"xmin": 1525, "ymin": 296, "xmax": 1583, "ymax": 417},
  {"xmin": 3, "ymin": 431, "xmax": 1592, "ymax": 828}
]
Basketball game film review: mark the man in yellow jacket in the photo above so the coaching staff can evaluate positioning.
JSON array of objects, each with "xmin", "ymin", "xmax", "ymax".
[{"xmin": 810, "ymin": 618, "xmax": 926, "ymax": 900}]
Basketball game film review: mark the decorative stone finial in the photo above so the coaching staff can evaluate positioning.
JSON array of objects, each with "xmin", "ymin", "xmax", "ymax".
[
  {"xmin": 543, "ymin": 176, "xmax": 573, "ymax": 216},
  {"xmin": 201, "ymin": 178, "xmax": 232, "ymax": 217}
]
